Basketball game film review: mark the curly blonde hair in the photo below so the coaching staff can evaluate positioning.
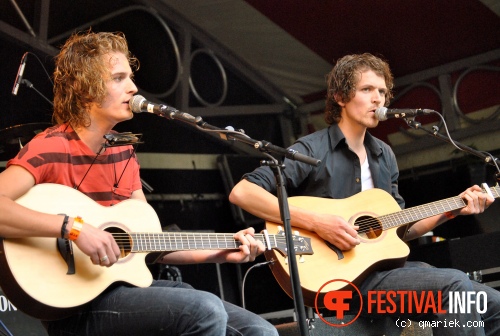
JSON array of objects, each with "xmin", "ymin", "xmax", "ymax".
[
  {"xmin": 324, "ymin": 53, "xmax": 394, "ymax": 125},
  {"xmin": 52, "ymin": 31, "xmax": 139, "ymax": 127}
]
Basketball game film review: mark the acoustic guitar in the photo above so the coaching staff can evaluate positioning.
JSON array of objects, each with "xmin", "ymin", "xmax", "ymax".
[
  {"xmin": 0, "ymin": 183, "xmax": 312, "ymax": 321},
  {"xmin": 264, "ymin": 183, "xmax": 500, "ymax": 307}
]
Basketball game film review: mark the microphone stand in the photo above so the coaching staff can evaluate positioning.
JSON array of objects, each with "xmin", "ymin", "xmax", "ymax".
[
  {"xmin": 405, "ymin": 118, "xmax": 500, "ymax": 184},
  {"xmin": 161, "ymin": 109, "xmax": 319, "ymax": 336},
  {"xmin": 21, "ymin": 79, "xmax": 54, "ymax": 106},
  {"xmin": 260, "ymin": 155, "xmax": 311, "ymax": 335}
]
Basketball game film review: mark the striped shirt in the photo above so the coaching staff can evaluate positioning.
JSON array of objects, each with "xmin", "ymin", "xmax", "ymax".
[{"xmin": 8, "ymin": 123, "xmax": 142, "ymax": 206}]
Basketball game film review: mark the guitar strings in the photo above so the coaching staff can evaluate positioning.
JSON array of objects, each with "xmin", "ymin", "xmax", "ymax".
[
  {"xmin": 352, "ymin": 194, "xmax": 469, "ymax": 234},
  {"xmin": 105, "ymin": 200, "xmax": 455, "ymax": 251},
  {"xmin": 95, "ymin": 187, "xmax": 500, "ymax": 250},
  {"xmin": 108, "ymin": 232, "xmax": 288, "ymax": 250},
  {"xmin": 101, "ymin": 186, "xmax": 500, "ymax": 250}
]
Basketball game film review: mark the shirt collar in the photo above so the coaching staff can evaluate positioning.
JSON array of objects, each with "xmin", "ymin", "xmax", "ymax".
[{"xmin": 328, "ymin": 123, "xmax": 383, "ymax": 156}]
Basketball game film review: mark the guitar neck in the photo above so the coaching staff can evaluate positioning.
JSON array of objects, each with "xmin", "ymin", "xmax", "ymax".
[
  {"xmin": 119, "ymin": 232, "xmax": 280, "ymax": 253},
  {"xmin": 381, "ymin": 184, "xmax": 500, "ymax": 230}
]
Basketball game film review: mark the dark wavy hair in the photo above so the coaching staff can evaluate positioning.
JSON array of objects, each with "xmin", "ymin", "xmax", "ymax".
[
  {"xmin": 324, "ymin": 53, "xmax": 394, "ymax": 125},
  {"xmin": 52, "ymin": 31, "xmax": 139, "ymax": 127}
]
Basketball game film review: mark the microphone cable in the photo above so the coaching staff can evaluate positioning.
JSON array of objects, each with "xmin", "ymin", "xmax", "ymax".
[
  {"xmin": 241, "ymin": 259, "xmax": 274, "ymax": 310},
  {"xmin": 11, "ymin": 51, "xmax": 54, "ymax": 106}
]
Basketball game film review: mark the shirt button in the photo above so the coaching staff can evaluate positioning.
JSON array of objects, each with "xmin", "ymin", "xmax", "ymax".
[{"xmin": 355, "ymin": 178, "xmax": 360, "ymax": 183}]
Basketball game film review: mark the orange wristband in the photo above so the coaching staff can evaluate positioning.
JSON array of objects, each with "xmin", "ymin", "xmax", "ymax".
[
  {"xmin": 444, "ymin": 211, "xmax": 455, "ymax": 219},
  {"xmin": 69, "ymin": 216, "xmax": 84, "ymax": 241}
]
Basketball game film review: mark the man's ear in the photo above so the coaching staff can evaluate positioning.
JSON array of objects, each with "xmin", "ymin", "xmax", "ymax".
[{"xmin": 334, "ymin": 94, "xmax": 345, "ymax": 107}]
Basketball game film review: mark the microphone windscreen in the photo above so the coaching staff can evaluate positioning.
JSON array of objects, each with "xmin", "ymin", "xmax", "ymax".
[
  {"xmin": 375, "ymin": 107, "xmax": 388, "ymax": 121},
  {"xmin": 129, "ymin": 95, "xmax": 146, "ymax": 113}
]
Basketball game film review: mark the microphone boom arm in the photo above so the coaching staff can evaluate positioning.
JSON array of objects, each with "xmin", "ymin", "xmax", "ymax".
[
  {"xmin": 405, "ymin": 118, "xmax": 500, "ymax": 181},
  {"xmin": 165, "ymin": 109, "xmax": 321, "ymax": 166},
  {"xmin": 128, "ymin": 94, "xmax": 319, "ymax": 166}
]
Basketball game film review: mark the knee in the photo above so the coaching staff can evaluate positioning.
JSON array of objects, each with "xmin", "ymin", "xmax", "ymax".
[
  {"xmin": 192, "ymin": 291, "xmax": 227, "ymax": 318},
  {"xmin": 175, "ymin": 281, "xmax": 194, "ymax": 290},
  {"xmin": 444, "ymin": 269, "xmax": 474, "ymax": 292},
  {"xmin": 480, "ymin": 285, "xmax": 500, "ymax": 313},
  {"xmin": 405, "ymin": 261, "xmax": 435, "ymax": 269},
  {"xmin": 176, "ymin": 291, "xmax": 228, "ymax": 334}
]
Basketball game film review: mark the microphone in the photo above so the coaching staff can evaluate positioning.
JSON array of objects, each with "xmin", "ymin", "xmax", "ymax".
[
  {"xmin": 375, "ymin": 107, "xmax": 434, "ymax": 121},
  {"xmin": 12, "ymin": 52, "xmax": 28, "ymax": 96},
  {"xmin": 129, "ymin": 95, "xmax": 178, "ymax": 115},
  {"xmin": 129, "ymin": 95, "xmax": 199, "ymax": 124}
]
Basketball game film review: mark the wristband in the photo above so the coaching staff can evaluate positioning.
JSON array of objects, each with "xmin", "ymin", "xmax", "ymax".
[
  {"xmin": 60, "ymin": 214, "xmax": 69, "ymax": 239},
  {"xmin": 444, "ymin": 211, "xmax": 456, "ymax": 219},
  {"xmin": 69, "ymin": 216, "xmax": 84, "ymax": 241}
]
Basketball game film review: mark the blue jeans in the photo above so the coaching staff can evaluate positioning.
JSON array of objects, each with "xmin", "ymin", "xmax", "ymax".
[
  {"xmin": 46, "ymin": 280, "xmax": 278, "ymax": 336},
  {"xmin": 357, "ymin": 261, "xmax": 500, "ymax": 336}
]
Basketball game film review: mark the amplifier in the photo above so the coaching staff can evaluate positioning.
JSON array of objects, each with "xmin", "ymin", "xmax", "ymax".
[{"xmin": 408, "ymin": 231, "xmax": 500, "ymax": 288}]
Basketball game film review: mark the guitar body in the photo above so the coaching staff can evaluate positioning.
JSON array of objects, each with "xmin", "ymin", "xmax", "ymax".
[
  {"xmin": 264, "ymin": 188, "xmax": 410, "ymax": 307},
  {"xmin": 3, "ymin": 183, "xmax": 496, "ymax": 317},
  {"xmin": 0, "ymin": 184, "xmax": 160, "ymax": 320},
  {"xmin": 0, "ymin": 184, "xmax": 313, "ymax": 321}
]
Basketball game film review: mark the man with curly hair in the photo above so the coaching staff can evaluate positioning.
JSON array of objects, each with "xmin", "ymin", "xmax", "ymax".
[
  {"xmin": 230, "ymin": 53, "xmax": 500, "ymax": 335},
  {"xmin": 0, "ymin": 31, "xmax": 278, "ymax": 336}
]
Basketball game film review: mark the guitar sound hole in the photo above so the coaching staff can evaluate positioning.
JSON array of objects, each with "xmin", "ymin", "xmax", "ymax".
[
  {"xmin": 355, "ymin": 215, "xmax": 382, "ymax": 239},
  {"xmin": 105, "ymin": 226, "xmax": 131, "ymax": 258}
]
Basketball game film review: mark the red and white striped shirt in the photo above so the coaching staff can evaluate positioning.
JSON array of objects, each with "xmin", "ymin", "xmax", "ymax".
[{"xmin": 8, "ymin": 123, "xmax": 142, "ymax": 206}]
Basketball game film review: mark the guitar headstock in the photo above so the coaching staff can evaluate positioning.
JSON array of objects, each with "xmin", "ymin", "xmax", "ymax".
[
  {"xmin": 481, "ymin": 182, "xmax": 500, "ymax": 199},
  {"xmin": 272, "ymin": 226, "xmax": 313, "ymax": 256}
]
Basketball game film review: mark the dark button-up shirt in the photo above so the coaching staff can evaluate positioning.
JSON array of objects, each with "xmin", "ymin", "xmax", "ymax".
[{"xmin": 244, "ymin": 123, "xmax": 405, "ymax": 209}]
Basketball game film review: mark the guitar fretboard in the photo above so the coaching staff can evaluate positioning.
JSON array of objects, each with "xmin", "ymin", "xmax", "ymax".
[
  {"xmin": 380, "ymin": 185, "xmax": 500, "ymax": 230},
  {"xmin": 113, "ymin": 232, "xmax": 283, "ymax": 253}
]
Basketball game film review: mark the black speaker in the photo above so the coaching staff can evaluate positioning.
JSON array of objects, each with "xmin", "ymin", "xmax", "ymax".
[
  {"xmin": 447, "ymin": 231, "xmax": 500, "ymax": 272},
  {"xmin": 409, "ymin": 231, "xmax": 500, "ymax": 273}
]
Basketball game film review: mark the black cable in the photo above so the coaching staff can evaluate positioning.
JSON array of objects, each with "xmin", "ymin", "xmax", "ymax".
[{"xmin": 241, "ymin": 260, "xmax": 274, "ymax": 309}]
